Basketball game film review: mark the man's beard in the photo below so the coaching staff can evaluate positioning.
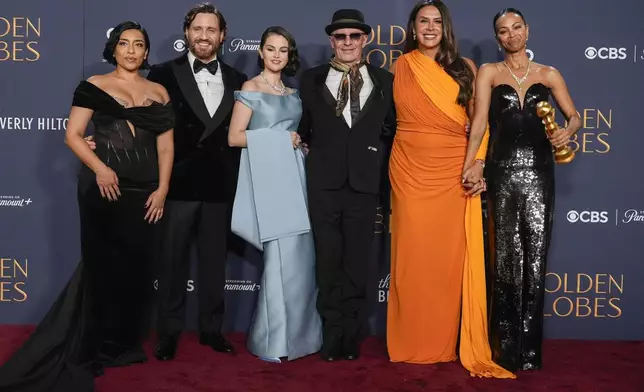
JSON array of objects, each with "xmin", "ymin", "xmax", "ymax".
[{"xmin": 189, "ymin": 39, "xmax": 220, "ymax": 60}]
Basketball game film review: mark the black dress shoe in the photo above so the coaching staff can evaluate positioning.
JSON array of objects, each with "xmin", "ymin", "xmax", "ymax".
[
  {"xmin": 320, "ymin": 337, "xmax": 342, "ymax": 362},
  {"xmin": 154, "ymin": 335, "xmax": 178, "ymax": 361},
  {"xmin": 342, "ymin": 345, "xmax": 360, "ymax": 360},
  {"xmin": 199, "ymin": 332, "xmax": 234, "ymax": 353},
  {"xmin": 320, "ymin": 347, "xmax": 341, "ymax": 362},
  {"xmin": 342, "ymin": 339, "xmax": 360, "ymax": 360}
]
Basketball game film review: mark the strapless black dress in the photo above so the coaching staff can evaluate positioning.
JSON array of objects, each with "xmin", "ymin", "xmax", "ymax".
[
  {"xmin": 485, "ymin": 83, "xmax": 555, "ymax": 372},
  {"xmin": 0, "ymin": 80, "xmax": 174, "ymax": 392}
]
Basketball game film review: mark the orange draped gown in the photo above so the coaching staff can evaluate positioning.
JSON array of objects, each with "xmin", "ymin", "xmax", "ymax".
[{"xmin": 386, "ymin": 50, "xmax": 515, "ymax": 379}]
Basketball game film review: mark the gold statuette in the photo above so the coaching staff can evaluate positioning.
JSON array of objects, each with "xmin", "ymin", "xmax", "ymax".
[{"xmin": 536, "ymin": 101, "xmax": 575, "ymax": 164}]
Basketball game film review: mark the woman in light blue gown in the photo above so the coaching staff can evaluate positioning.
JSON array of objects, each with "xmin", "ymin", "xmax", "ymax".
[{"xmin": 227, "ymin": 26, "xmax": 322, "ymax": 362}]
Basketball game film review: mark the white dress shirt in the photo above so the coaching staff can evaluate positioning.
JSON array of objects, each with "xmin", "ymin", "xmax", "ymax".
[
  {"xmin": 188, "ymin": 51, "xmax": 224, "ymax": 117},
  {"xmin": 326, "ymin": 65, "xmax": 373, "ymax": 128}
]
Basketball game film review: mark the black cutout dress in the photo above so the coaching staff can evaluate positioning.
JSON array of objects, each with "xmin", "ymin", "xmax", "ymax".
[{"xmin": 0, "ymin": 80, "xmax": 175, "ymax": 391}]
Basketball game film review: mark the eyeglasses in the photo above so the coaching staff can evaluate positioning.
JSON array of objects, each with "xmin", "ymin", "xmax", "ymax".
[{"xmin": 331, "ymin": 33, "xmax": 364, "ymax": 42}]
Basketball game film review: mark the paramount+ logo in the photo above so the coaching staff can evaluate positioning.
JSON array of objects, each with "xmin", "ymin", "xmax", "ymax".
[
  {"xmin": 584, "ymin": 46, "xmax": 627, "ymax": 60},
  {"xmin": 566, "ymin": 210, "xmax": 609, "ymax": 224}
]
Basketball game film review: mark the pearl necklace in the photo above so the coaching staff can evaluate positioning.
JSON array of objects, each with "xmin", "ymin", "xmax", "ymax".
[
  {"xmin": 503, "ymin": 60, "xmax": 531, "ymax": 92},
  {"xmin": 260, "ymin": 71, "xmax": 286, "ymax": 95}
]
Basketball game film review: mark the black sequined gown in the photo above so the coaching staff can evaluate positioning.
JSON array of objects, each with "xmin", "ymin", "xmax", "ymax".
[
  {"xmin": 0, "ymin": 80, "xmax": 174, "ymax": 392},
  {"xmin": 485, "ymin": 83, "xmax": 555, "ymax": 372}
]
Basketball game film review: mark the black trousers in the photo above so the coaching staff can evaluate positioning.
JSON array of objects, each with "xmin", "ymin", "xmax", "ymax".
[
  {"xmin": 155, "ymin": 200, "xmax": 230, "ymax": 337},
  {"xmin": 308, "ymin": 185, "xmax": 378, "ymax": 345}
]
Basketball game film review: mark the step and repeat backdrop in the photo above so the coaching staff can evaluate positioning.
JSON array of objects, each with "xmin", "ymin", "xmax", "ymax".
[{"xmin": 1, "ymin": 0, "xmax": 643, "ymax": 340}]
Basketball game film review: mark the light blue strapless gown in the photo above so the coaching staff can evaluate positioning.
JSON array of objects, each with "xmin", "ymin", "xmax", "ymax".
[{"xmin": 231, "ymin": 90, "xmax": 322, "ymax": 361}]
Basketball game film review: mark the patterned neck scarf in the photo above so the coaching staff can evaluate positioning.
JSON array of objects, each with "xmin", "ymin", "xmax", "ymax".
[{"xmin": 329, "ymin": 57, "xmax": 366, "ymax": 117}]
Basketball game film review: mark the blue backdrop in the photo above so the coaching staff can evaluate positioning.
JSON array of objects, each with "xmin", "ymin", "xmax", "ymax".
[{"xmin": 1, "ymin": 0, "xmax": 643, "ymax": 340}]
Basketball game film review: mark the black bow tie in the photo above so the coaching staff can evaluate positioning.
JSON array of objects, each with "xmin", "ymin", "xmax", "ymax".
[{"xmin": 193, "ymin": 59, "xmax": 218, "ymax": 75}]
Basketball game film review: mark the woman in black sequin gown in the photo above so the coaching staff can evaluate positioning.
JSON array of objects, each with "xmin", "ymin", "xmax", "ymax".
[
  {"xmin": 0, "ymin": 22, "xmax": 174, "ymax": 392},
  {"xmin": 461, "ymin": 9, "xmax": 581, "ymax": 372}
]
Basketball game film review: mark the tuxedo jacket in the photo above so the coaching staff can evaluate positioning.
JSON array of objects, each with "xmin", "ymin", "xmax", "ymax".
[
  {"xmin": 297, "ymin": 63, "xmax": 396, "ymax": 196},
  {"xmin": 147, "ymin": 54, "xmax": 247, "ymax": 203}
]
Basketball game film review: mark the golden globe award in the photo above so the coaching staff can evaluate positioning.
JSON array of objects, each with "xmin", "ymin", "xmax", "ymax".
[{"xmin": 536, "ymin": 101, "xmax": 575, "ymax": 164}]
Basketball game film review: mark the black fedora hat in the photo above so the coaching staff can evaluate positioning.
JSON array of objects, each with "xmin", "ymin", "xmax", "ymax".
[{"xmin": 325, "ymin": 9, "xmax": 372, "ymax": 36}]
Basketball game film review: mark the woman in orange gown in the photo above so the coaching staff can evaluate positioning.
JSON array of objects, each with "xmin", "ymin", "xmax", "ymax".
[{"xmin": 386, "ymin": 1, "xmax": 514, "ymax": 379}]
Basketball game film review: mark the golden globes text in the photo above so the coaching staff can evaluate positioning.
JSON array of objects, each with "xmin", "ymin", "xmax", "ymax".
[
  {"xmin": 0, "ymin": 16, "xmax": 41, "ymax": 61},
  {"xmin": 0, "ymin": 257, "xmax": 28, "ymax": 302},
  {"xmin": 365, "ymin": 24, "xmax": 405, "ymax": 69},
  {"xmin": 566, "ymin": 108, "xmax": 612, "ymax": 154},
  {"xmin": 544, "ymin": 272, "xmax": 622, "ymax": 318}
]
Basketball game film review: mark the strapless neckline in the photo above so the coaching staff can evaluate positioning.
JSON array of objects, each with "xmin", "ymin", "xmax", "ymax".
[{"xmin": 492, "ymin": 83, "xmax": 548, "ymax": 112}]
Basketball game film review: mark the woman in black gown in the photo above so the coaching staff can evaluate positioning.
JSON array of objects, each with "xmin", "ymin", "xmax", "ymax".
[
  {"xmin": 0, "ymin": 21, "xmax": 174, "ymax": 391},
  {"xmin": 461, "ymin": 9, "xmax": 581, "ymax": 372}
]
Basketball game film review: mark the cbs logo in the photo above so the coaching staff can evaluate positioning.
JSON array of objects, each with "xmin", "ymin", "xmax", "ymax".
[
  {"xmin": 526, "ymin": 49, "xmax": 534, "ymax": 61},
  {"xmin": 585, "ymin": 46, "xmax": 627, "ymax": 60},
  {"xmin": 566, "ymin": 210, "xmax": 609, "ymax": 224},
  {"xmin": 173, "ymin": 39, "xmax": 186, "ymax": 52},
  {"xmin": 102, "ymin": 29, "xmax": 115, "ymax": 62}
]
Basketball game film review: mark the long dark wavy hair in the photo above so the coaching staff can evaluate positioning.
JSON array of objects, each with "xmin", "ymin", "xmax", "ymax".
[
  {"xmin": 257, "ymin": 26, "xmax": 300, "ymax": 77},
  {"xmin": 404, "ymin": 0, "xmax": 474, "ymax": 107}
]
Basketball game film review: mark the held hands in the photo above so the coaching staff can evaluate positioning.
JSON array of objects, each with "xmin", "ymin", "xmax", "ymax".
[
  {"xmin": 144, "ymin": 187, "xmax": 167, "ymax": 224},
  {"xmin": 461, "ymin": 160, "xmax": 486, "ymax": 197},
  {"xmin": 548, "ymin": 127, "xmax": 573, "ymax": 149},
  {"xmin": 462, "ymin": 159, "xmax": 484, "ymax": 184},
  {"xmin": 463, "ymin": 179, "xmax": 487, "ymax": 196}
]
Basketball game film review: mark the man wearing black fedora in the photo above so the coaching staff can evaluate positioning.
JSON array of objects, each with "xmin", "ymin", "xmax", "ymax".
[{"xmin": 298, "ymin": 9, "xmax": 396, "ymax": 361}]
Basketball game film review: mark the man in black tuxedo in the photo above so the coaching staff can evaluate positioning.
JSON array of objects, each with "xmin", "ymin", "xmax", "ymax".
[
  {"xmin": 146, "ymin": 3, "xmax": 247, "ymax": 360},
  {"xmin": 298, "ymin": 9, "xmax": 396, "ymax": 361}
]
